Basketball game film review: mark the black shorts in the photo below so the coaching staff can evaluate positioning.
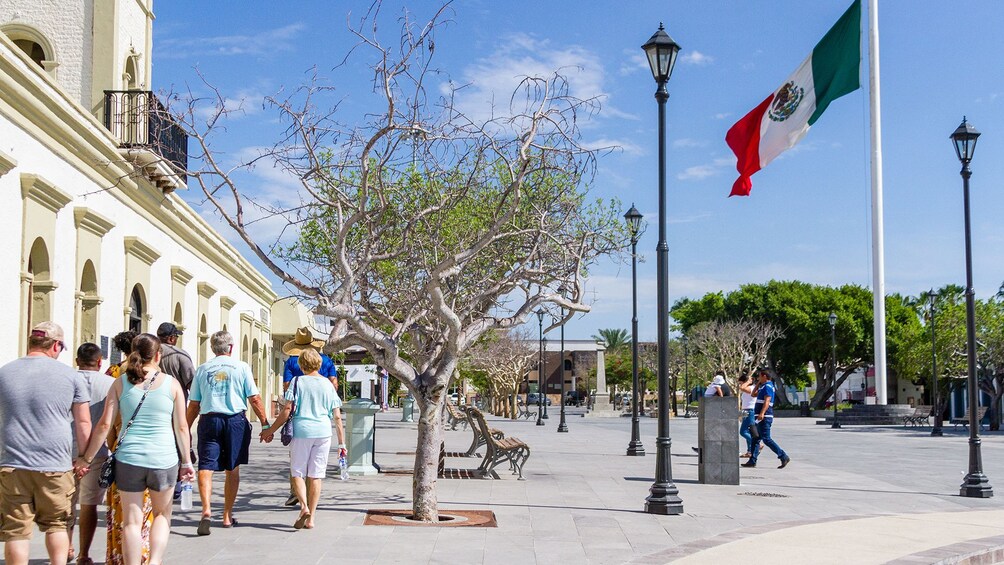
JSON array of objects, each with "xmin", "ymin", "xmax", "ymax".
[{"xmin": 197, "ymin": 413, "xmax": 251, "ymax": 471}]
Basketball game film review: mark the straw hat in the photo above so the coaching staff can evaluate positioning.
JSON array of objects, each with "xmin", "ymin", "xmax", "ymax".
[{"xmin": 281, "ymin": 327, "xmax": 325, "ymax": 356}]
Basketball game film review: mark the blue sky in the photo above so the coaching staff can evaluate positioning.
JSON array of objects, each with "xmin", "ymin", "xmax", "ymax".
[{"xmin": 152, "ymin": 1, "xmax": 1004, "ymax": 342}]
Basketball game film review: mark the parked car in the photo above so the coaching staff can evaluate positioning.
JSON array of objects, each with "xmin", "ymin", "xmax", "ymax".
[
  {"xmin": 564, "ymin": 390, "xmax": 586, "ymax": 406},
  {"xmin": 526, "ymin": 392, "xmax": 552, "ymax": 406}
]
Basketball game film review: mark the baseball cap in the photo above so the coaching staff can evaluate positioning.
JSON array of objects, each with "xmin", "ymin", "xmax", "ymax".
[
  {"xmin": 31, "ymin": 321, "xmax": 65, "ymax": 342},
  {"xmin": 157, "ymin": 322, "xmax": 183, "ymax": 338}
]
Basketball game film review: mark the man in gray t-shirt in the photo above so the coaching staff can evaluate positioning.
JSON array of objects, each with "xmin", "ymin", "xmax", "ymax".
[{"xmin": 0, "ymin": 322, "xmax": 90, "ymax": 563}]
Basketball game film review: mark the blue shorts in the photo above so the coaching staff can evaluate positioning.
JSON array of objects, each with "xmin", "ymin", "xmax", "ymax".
[{"xmin": 197, "ymin": 412, "xmax": 251, "ymax": 471}]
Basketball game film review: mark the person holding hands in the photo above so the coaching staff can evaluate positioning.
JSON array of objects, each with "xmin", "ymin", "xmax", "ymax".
[{"xmin": 261, "ymin": 348, "xmax": 345, "ymax": 530}]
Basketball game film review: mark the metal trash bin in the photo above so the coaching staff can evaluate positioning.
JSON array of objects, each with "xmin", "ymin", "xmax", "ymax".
[
  {"xmin": 343, "ymin": 398, "xmax": 380, "ymax": 476},
  {"xmin": 799, "ymin": 401, "xmax": 810, "ymax": 417},
  {"xmin": 401, "ymin": 395, "xmax": 415, "ymax": 422}
]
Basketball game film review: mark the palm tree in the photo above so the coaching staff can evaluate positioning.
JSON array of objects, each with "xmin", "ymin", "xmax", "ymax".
[{"xmin": 592, "ymin": 328, "xmax": 630, "ymax": 351}]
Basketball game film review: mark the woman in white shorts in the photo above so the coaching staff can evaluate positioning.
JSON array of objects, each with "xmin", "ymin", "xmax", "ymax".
[{"xmin": 262, "ymin": 348, "xmax": 345, "ymax": 529}]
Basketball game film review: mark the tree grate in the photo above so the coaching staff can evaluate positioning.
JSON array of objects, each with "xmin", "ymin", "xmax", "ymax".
[{"xmin": 737, "ymin": 491, "xmax": 789, "ymax": 498}]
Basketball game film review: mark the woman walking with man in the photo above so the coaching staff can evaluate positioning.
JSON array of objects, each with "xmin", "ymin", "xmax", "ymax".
[
  {"xmin": 262, "ymin": 348, "xmax": 345, "ymax": 529},
  {"xmin": 78, "ymin": 334, "xmax": 195, "ymax": 565}
]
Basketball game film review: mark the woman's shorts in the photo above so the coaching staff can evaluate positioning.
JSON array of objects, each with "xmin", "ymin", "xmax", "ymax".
[
  {"xmin": 115, "ymin": 460, "xmax": 179, "ymax": 493},
  {"xmin": 289, "ymin": 437, "xmax": 331, "ymax": 479}
]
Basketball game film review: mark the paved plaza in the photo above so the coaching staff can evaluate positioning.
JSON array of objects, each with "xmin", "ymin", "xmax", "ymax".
[{"xmin": 8, "ymin": 409, "xmax": 1004, "ymax": 564}]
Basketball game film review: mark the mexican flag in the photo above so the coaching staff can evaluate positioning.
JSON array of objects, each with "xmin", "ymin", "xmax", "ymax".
[{"xmin": 726, "ymin": 0, "xmax": 861, "ymax": 197}]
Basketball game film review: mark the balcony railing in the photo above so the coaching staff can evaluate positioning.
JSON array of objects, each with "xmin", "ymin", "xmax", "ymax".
[{"xmin": 103, "ymin": 90, "xmax": 188, "ymax": 184}]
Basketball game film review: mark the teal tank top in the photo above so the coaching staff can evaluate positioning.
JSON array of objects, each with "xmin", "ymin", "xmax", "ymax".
[{"xmin": 115, "ymin": 374, "xmax": 179, "ymax": 470}]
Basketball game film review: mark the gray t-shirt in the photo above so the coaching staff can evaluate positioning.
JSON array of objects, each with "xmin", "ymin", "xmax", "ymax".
[
  {"xmin": 0, "ymin": 356, "xmax": 89, "ymax": 471},
  {"xmin": 78, "ymin": 369, "xmax": 115, "ymax": 459},
  {"xmin": 160, "ymin": 343, "xmax": 195, "ymax": 397}
]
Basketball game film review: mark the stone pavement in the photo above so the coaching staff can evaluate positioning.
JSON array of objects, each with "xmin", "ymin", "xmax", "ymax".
[{"xmin": 6, "ymin": 409, "xmax": 1004, "ymax": 564}]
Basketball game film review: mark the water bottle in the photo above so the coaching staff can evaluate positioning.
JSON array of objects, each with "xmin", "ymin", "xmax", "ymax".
[
  {"xmin": 180, "ymin": 481, "xmax": 193, "ymax": 510},
  {"xmin": 339, "ymin": 454, "xmax": 349, "ymax": 481}
]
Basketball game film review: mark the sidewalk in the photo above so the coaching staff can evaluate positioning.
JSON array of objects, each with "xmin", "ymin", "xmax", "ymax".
[{"xmin": 7, "ymin": 409, "xmax": 1004, "ymax": 564}]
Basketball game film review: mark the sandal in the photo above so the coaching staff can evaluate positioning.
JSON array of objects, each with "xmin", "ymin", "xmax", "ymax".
[
  {"xmin": 294, "ymin": 513, "xmax": 311, "ymax": 530},
  {"xmin": 197, "ymin": 517, "xmax": 211, "ymax": 536},
  {"xmin": 77, "ymin": 558, "xmax": 94, "ymax": 565},
  {"xmin": 222, "ymin": 518, "xmax": 238, "ymax": 528}
]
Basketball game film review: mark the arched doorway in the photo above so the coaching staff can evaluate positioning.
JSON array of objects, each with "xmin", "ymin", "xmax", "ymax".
[
  {"xmin": 79, "ymin": 260, "xmax": 99, "ymax": 345},
  {"xmin": 251, "ymin": 339, "xmax": 261, "ymax": 391},
  {"xmin": 129, "ymin": 285, "xmax": 145, "ymax": 333},
  {"xmin": 173, "ymin": 302, "xmax": 183, "ymax": 348},
  {"xmin": 241, "ymin": 336, "xmax": 249, "ymax": 363},
  {"xmin": 199, "ymin": 314, "xmax": 208, "ymax": 364},
  {"xmin": 27, "ymin": 237, "xmax": 52, "ymax": 329}
]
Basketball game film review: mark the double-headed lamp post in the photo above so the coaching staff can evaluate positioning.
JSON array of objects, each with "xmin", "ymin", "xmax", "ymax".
[
  {"xmin": 642, "ymin": 23, "xmax": 683, "ymax": 516},
  {"xmin": 829, "ymin": 313, "xmax": 841, "ymax": 429},
  {"xmin": 929, "ymin": 290, "xmax": 943, "ymax": 437},
  {"xmin": 536, "ymin": 308, "xmax": 546, "ymax": 427},
  {"xmin": 952, "ymin": 117, "xmax": 993, "ymax": 498},
  {"xmin": 625, "ymin": 205, "xmax": 645, "ymax": 456}
]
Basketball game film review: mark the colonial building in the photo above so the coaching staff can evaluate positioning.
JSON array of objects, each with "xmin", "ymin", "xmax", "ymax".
[{"xmin": 0, "ymin": 1, "xmax": 279, "ymax": 411}]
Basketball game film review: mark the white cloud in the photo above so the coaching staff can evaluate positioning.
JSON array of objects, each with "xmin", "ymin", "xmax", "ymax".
[
  {"xmin": 714, "ymin": 112, "xmax": 732, "ymax": 120},
  {"xmin": 581, "ymin": 138, "xmax": 644, "ymax": 156},
  {"xmin": 673, "ymin": 138, "xmax": 708, "ymax": 149},
  {"xmin": 677, "ymin": 165, "xmax": 718, "ymax": 181},
  {"xmin": 447, "ymin": 32, "xmax": 631, "ymax": 126},
  {"xmin": 157, "ymin": 23, "xmax": 306, "ymax": 59},
  {"xmin": 194, "ymin": 89, "xmax": 266, "ymax": 121},
  {"xmin": 619, "ymin": 51, "xmax": 648, "ymax": 76},
  {"xmin": 679, "ymin": 50, "xmax": 714, "ymax": 66}
]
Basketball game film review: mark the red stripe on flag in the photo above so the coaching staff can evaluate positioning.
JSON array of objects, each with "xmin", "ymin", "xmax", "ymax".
[{"xmin": 725, "ymin": 94, "xmax": 773, "ymax": 197}]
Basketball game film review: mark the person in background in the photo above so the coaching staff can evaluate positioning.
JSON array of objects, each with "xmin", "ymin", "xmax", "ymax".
[
  {"xmin": 737, "ymin": 374, "xmax": 758, "ymax": 459},
  {"xmin": 261, "ymin": 348, "xmax": 346, "ymax": 530},
  {"xmin": 106, "ymin": 331, "xmax": 137, "ymax": 379},
  {"xmin": 704, "ymin": 372, "xmax": 731, "ymax": 397},
  {"xmin": 68, "ymin": 343, "xmax": 115, "ymax": 565},
  {"xmin": 187, "ymin": 331, "xmax": 270, "ymax": 535},
  {"xmin": 742, "ymin": 369, "xmax": 791, "ymax": 469},
  {"xmin": 0, "ymin": 322, "xmax": 90, "ymax": 565},
  {"xmin": 156, "ymin": 323, "xmax": 194, "ymax": 399},
  {"xmin": 77, "ymin": 333, "xmax": 195, "ymax": 565},
  {"xmin": 279, "ymin": 327, "xmax": 338, "ymax": 507}
]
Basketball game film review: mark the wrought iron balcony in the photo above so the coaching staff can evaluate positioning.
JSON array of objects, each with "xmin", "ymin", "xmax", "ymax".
[{"xmin": 103, "ymin": 90, "xmax": 188, "ymax": 191}]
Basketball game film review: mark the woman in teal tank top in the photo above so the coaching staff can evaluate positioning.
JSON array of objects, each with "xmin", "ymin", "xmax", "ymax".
[{"xmin": 78, "ymin": 334, "xmax": 195, "ymax": 565}]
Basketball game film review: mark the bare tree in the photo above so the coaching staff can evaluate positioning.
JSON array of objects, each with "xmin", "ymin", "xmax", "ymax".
[
  {"xmin": 688, "ymin": 319, "xmax": 784, "ymax": 394},
  {"xmin": 465, "ymin": 329, "xmax": 536, "ymax": 419},
  {"xmin": 164, "ymin": 4, "xmax": 625, "ymax": 520}
]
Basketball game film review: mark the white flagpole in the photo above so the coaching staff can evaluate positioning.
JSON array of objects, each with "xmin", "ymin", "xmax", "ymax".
[{"xmin": 868, "ymin": 0, "xmax": 888, "ymax": 405}]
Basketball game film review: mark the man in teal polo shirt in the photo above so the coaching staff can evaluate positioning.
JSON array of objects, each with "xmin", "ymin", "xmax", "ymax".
[{"xmin": 187, "ymin": 331, "xmax": 270, "ymax": 536}]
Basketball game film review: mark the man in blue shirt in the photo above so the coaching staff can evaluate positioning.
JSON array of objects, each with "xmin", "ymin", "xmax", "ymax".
[
  {"xmin": 280, "ymin": 327, "xmax": 338, "ymax": 506},
  {"xmin": 187, "ymin": 331, "xmax": 270, "ymax": 535},
  {"xmin": 742, "ymin": 369, "xmax": 790, "ymax": 469}
]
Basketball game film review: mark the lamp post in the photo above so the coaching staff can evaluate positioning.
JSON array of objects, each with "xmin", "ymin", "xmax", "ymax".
[
  {"xmin": 642, "ymin": 23, "xmax": 683, "ymax": 516},
  {"xmin": 829, "ymin": 313, "xmax": 841, "ymax": 429},
  {"xmin": 682, "ymin": 334, "xmax": 690, "ymax": 418},
  {"xmin": 625, "ymin": 205, "xmax": 645, "ymax": 456},
  {"xmin": 923, "ymin": 291, "xmax": 939, "ymax": 437},
  {"xmin": 952, "ymin": 117, "xmax": 993, "ymax": 498},
  {"xmin": 536, "ymin": 308, "xmax": 546, "ymax": 426},
  {"xmin": 557, "ymin": 285, "xmax": 569, "ymax": 433},
  {"xmin": 542, "ymin": 336, "xmax": 550, "ymax": 420}
]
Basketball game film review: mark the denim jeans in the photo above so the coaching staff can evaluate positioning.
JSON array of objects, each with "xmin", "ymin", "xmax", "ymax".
[
  {"xmin": 750, "ymin": 417, "xmax": 787, "ymax": 464},
  {"xmin": 739, "ymin": 409, "xmax": 756, "ymax": 453}
]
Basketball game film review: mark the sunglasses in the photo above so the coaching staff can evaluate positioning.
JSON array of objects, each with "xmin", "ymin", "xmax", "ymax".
[{"xmin": 56, "ymin": 341, "xmax": 66, "ymax": 354}]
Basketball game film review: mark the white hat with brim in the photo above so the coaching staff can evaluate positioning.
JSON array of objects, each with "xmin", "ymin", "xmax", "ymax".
[{"xmin": 282, "ymin": 327, "xmax": 326, "ymax": 356}]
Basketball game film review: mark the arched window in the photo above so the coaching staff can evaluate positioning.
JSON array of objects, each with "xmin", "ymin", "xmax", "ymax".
[
  {"xmin": 79, "ymin": 260, "xmax": 99, "ymax": 345},
  {"xmin": 198, "ymin": 314, "xmax": 208, "ymax": 364},
  {"xmin": 129, "ymin": 285, "xmax": 145, "ymax": 333},
  {"xmin": 173, "ymin": 303, "xmax": 183, "ymax": 347},
  {"xmin": 2, "ymin": 25, "xmax": 57, "ymax": 75},
  {"xmin": 27, "ymin": 237, "xmax": 52, "ymax": 329}
]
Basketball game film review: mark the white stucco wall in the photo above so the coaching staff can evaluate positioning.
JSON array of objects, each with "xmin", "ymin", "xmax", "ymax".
[{"xmin": 0, "ymin": 0, "xmax": 88, "ymax": 105}]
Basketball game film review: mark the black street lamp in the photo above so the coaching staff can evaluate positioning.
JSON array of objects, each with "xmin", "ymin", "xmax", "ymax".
[
  {"xmin": 625, "ymin": 205, "xmax": 645, "ymax": 456},
  {"xmin": 952, "ymin": 117, "xmax": 993, "ymax": 498},
  {"xmin": 557, "ymin": 285, "xmax": 570, "ymax": 433},
  {"xmin": 642, "ymin": 23, "xmax": 683, "ymax": 516},
  {"xmin": 542, "ymin": 336, "xmax": 550, "ymax": 420},
  {"xmin": 829, "ymin": 313, "xmax": 841, "ymax": 429},
  {"xmin": 536, "ymin": 308, "xmax": 546, "ymax": 427},
  {"xmin": 682, "ymin": 334, "xmax": 690, "ymax": 418},
  {"xmin": 929, "ymin": 290, "xmax": 943, "ymax": 437}
]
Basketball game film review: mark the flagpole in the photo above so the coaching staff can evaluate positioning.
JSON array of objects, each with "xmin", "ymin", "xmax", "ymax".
[{"xmin": 868, "ymin": 0, "xmax": 888, "ymax": 405}]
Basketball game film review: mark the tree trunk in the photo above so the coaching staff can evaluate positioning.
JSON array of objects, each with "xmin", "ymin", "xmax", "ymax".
[
  {"xmin": 510, "ymin": 390, "xmax": 518, "ymax": 420},
  {"xmin": 413, "ymin": 394, "xmax": 443, "ymax": 522}
]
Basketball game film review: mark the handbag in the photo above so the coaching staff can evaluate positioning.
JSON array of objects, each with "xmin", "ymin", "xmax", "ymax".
[
  {"xmin": 280, "ymin": 376, "xmax": 299, "ymax": 446},
  {"xmin": 99, "ymin": 372, "xmax": 158, "ymax": 489}
]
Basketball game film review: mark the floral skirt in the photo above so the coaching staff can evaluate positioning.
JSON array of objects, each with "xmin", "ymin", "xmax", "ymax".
[{"xmin": 106, "ymin": 482, "xmax": 153, "ymax": 565}]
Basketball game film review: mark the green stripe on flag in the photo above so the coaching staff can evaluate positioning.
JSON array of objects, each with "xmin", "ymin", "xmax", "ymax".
[{"xmin": 808, "ymin": 0, "xmax": 861, "ymax": 126}]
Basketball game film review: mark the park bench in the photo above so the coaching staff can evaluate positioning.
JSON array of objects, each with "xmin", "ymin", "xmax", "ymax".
[
  {"xmin": 461, "ymin": 405, "xmax": 505, "ymax": 457},
  {"xmin": 467, "ymin": 406, "xmax": 530, "ymax": 480},
  {"xmin": 902, "ymin": 405, "xmax": 932, "ymax": 427},
  {"xmin": 444, "ymin": 398, "xmax": 470, "ymax": 431},
  {"xmin": 517, "ymin": 400, "xmax": 537, "ymax": 421},
  {"xmin": 951, "ymin": 407, "xmax": 987, "ymax": 431}
]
